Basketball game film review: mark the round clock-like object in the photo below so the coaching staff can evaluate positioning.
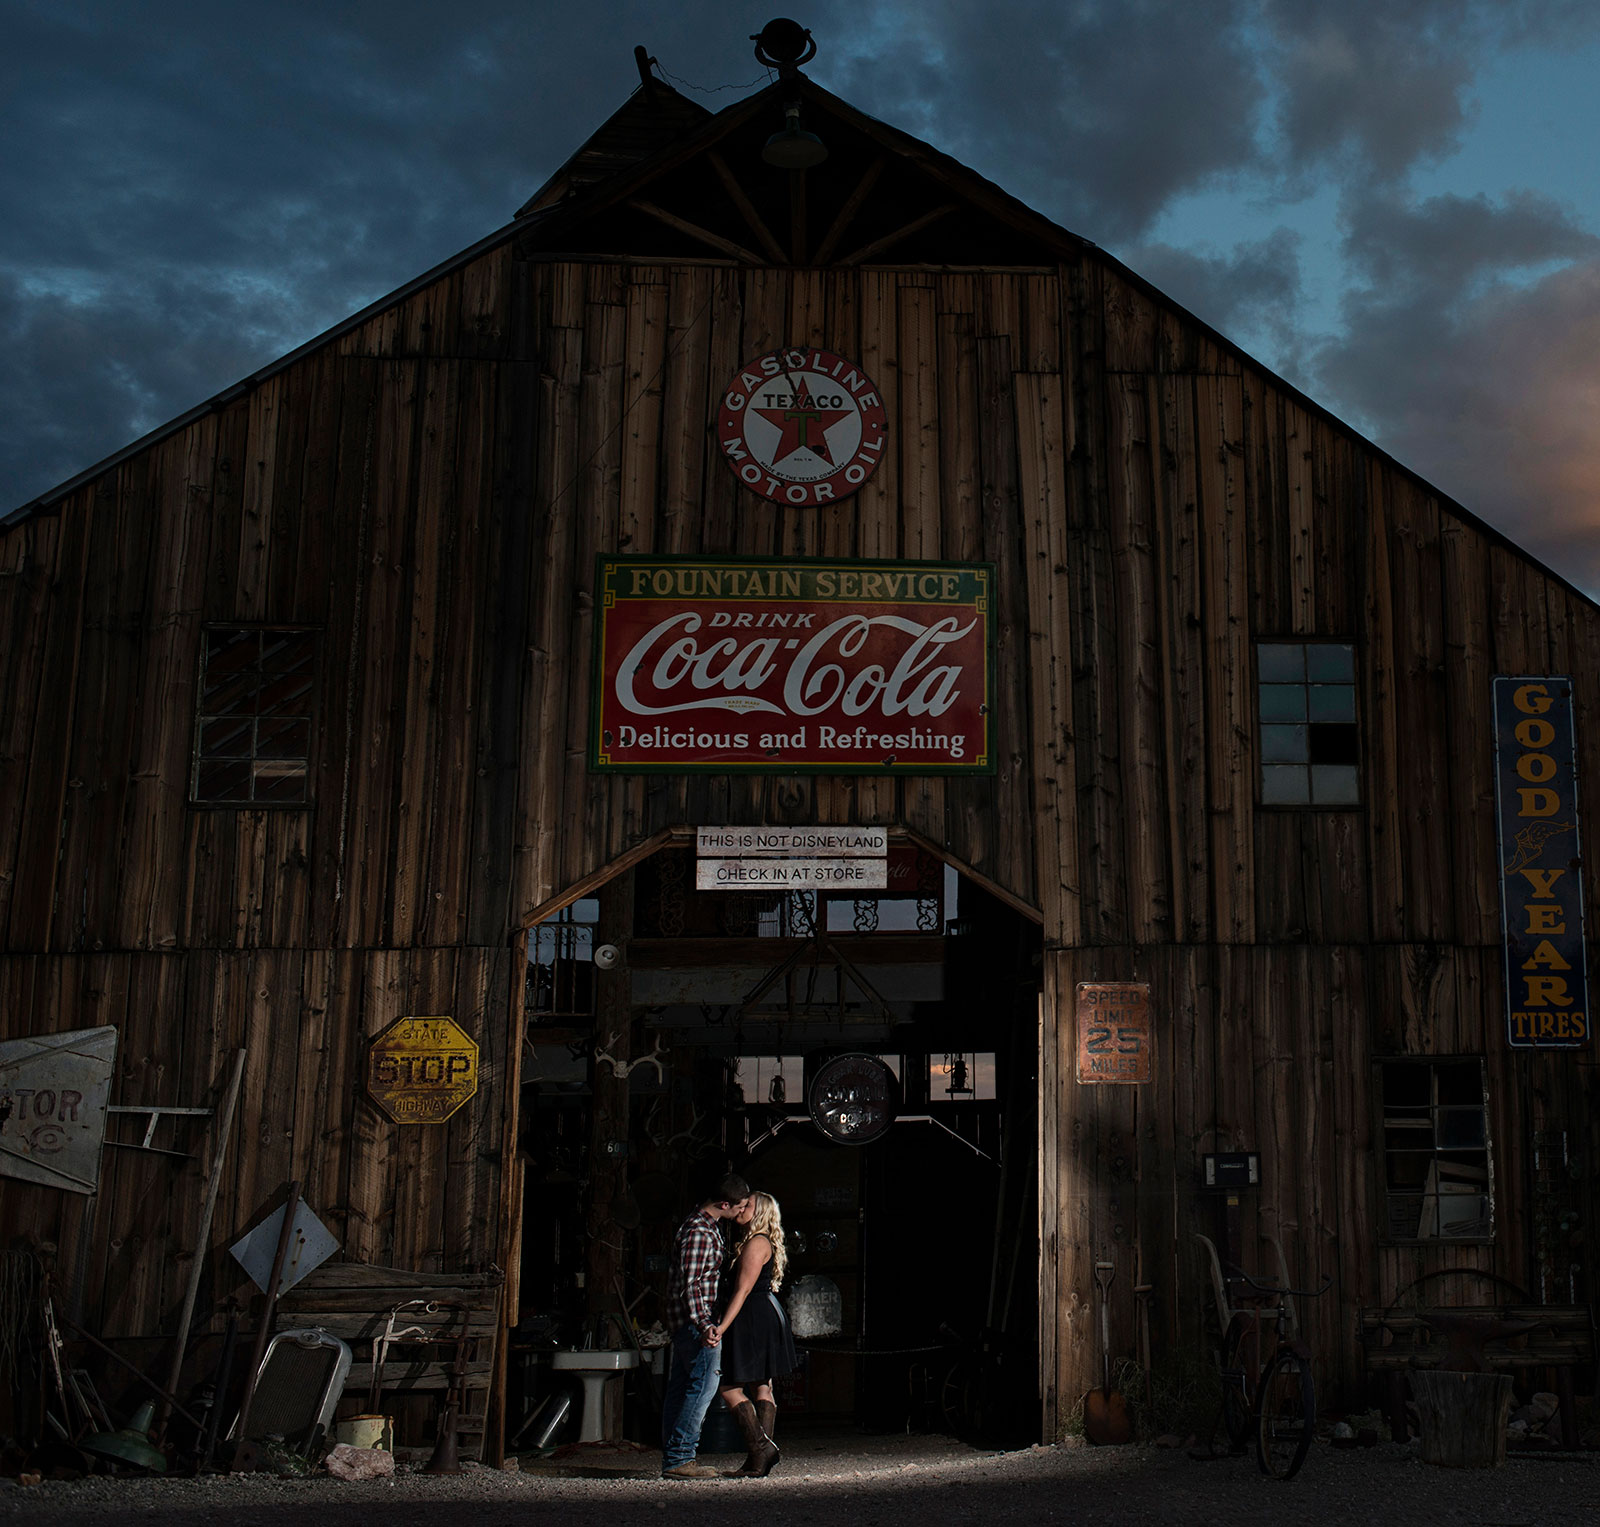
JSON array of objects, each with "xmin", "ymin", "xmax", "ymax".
[{"xmin": 807, "ymin": 1053, "xmax": 899, "ymax": 1144}]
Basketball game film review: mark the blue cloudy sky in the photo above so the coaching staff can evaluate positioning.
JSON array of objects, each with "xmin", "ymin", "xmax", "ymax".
[{"xmin": 6, "ymin": 1, "xmax": 1600, "ymax": 588}]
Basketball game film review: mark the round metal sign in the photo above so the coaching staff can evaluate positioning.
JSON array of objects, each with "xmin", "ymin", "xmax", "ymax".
[
  {"xmin": 718, "ymin": 348, "xmax": 888, "ymax": 507},
  {"xmin": 807, "ymin": 1053, "xmax": 899, "ymax": 1144}
]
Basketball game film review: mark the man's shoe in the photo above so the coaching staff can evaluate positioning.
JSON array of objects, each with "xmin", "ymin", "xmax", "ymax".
[{"xmin": 662, "ymin": 1461, "xmax": 721, "ymax": 1480}]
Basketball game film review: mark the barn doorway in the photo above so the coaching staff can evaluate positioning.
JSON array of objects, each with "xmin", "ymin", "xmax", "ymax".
[{"xmin": 511, "ymin": 839, "xmax": 1042, "ymax": 1448}]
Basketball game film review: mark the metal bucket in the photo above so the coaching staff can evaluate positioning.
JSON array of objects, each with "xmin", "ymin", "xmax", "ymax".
[{"xmin": 333, "ymin": 1415, "xmax": 393, "ymax": 1451}]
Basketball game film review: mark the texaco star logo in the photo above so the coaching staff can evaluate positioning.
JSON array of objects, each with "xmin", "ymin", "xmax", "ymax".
[{"xmin": 718, "ymin": 348, "xmax": 888, "ymax": 507}]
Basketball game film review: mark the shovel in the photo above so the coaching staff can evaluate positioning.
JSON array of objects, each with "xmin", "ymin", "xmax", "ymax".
[{"xmin": 1083, "ymin": 1260, "xmax": 1132, "ymax": 1444}]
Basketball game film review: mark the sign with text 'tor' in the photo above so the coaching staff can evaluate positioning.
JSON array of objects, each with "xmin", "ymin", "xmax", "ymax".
[
  {"xmin": 1494, "ymin": 677, "xmax": 1589, "ymax": 1049},
  {"xmin": 590, "ymin": 556, "xmax": 994, "ymax": 775},
  {"xmin": 1075, "ymin": 983, "xmax": 1153, "ymax": 1084},
  {"xmin": 365, "ymin": 1016, "xmax": 479, "ymax": 1123}
]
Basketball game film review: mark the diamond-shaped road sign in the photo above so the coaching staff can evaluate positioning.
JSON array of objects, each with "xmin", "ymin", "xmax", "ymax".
[{"xmin": 364, "ymin": 1016, "xmax": 478, "ymax": 1124}]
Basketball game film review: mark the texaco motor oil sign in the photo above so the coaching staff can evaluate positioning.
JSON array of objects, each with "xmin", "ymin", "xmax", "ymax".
[
  {"xmin": 718, "ymin": 349, "xmax": 887, "ymax": 506},
  {"xmin": 590, "ymin": 555, "xmax": 994, "ymax": 774}
]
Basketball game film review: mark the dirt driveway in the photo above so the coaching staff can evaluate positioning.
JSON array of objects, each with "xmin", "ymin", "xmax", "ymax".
[{"xmin": 3, "ymin": 1432, "xmax": 1596, "ymax": 1527}]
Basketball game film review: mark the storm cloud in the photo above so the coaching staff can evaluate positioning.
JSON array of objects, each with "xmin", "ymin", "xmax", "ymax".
[
  {"xmin": 6, "ymin": 0, "xmax": 1600, "ymax": 596},
  {"xmin": 1311, "ymin": 189, "xmax": 1600, "ymax": 587}
]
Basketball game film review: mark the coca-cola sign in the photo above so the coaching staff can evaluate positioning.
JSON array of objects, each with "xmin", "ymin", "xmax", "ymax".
[{"xmin": 591, "ymin": 556, "xmax": 994, "ymax": 774}]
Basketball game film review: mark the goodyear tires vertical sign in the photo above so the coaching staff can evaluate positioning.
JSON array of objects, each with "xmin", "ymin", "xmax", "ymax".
[{"xmin": 1494, "ymin": 677, "xmax": 1590, "ymax": 1049}]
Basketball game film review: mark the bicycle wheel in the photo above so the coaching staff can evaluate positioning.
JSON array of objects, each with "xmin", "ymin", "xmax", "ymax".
[
  {"xmin": 1255, "ymin": 1348, "xmax": 1315, "ymax": 1479},
  {"xmin": 1219, "ymin": 1314, "xmax": 1254, "ymax": 1449},
  {"xmin": 940, "ymin": 1359, "xmax": 975, "ymax": 1437}
]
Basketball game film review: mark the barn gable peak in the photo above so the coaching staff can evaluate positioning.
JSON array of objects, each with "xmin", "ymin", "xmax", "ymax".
[
  {"xmin": 516, "ymin": 70, "xmax": 1087, "ymax": 268},
  {"xmin": 518, "ymin": 76, "xmax": 713, "ymax": 217}
]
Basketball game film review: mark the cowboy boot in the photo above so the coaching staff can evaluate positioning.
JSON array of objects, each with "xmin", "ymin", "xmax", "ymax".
[
  {"xmin": 726, "ymin": 1400, "xmax": 780, "ymax": 1477},
  {"xmin": 756, "ymin": 1399, "xmax": 777, "ymax": 1453}
]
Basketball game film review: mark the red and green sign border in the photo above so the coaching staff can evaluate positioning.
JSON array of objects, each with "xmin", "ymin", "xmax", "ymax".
[{"xmin": 588, "ymin": 553, "xmax": 996, "ymax": 777}]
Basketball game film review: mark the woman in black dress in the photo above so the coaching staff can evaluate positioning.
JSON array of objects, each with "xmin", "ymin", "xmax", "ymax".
[{"xmin": 712, "ymin": 1191, "xmax": 798, "ymax": 1477}]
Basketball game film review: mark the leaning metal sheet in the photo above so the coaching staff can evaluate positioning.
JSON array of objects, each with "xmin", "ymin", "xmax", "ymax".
[
  {"xmin": 0, "ymin": 1026, "xmax": 118, "ymax": 1195},
  {"xmin": 229, "ymin": 1200, "xmax": 340, "ymax": 1296}
]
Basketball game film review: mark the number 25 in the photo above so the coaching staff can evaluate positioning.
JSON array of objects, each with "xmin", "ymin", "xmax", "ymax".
[{"xmin": 1086, "ymin": 1026, "xmax": 1142, "ymax": 1054}]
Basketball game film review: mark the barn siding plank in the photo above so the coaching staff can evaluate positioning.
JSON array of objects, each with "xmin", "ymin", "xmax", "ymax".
[
  {"xmin": 1194, "ymin": 377, "xmax": 1254, "ymax": 943},
  {"xmin": 1016, "ymin": 374, "xmax": 1081, "ymax": 944}
]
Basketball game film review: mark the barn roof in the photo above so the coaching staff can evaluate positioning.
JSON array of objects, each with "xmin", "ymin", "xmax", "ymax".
[
  {"xmin": 513, "ymin": 72, "xmax": 1089, "ymax": 268},
  {"xmin": 517, "ymin": 74, "xmax": 712, "ymax": 215},
  {"xmin": 2, "ymin": 56, "xmax": 1593, "ymax": 616}
]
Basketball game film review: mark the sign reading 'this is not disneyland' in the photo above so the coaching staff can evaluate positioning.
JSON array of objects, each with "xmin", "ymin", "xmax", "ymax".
[{"xmin": 1493, "ymin": 677, "xmax": 1590, "ymax": 1050}]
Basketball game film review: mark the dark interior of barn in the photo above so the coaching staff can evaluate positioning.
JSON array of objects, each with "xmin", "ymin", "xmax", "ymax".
[{"xmin": 513, "ymin": 846, "xmax": 1041, "ymax": 1448}]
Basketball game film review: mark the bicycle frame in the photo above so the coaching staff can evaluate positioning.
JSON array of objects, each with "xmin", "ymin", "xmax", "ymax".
[{"xmin": 1198, "ymin": 1236, "xmax": 1331, "ymax": 1480}]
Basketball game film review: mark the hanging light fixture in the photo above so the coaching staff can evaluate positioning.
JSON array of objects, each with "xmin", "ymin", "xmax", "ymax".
[
  {"xmin": 762, "ymin": 102, "xmax": 828, "ymax": 170},
  {"xmin": 944, "ymin": 1053, "xmax": 975, "ymax": 1098}
]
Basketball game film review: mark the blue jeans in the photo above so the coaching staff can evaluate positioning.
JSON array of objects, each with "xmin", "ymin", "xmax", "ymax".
[{"xmin": 660, "ymin": 1325, "xmax": 722, "ymax": 1468}]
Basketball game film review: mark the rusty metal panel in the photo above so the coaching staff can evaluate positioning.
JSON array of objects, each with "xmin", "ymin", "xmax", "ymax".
[
  {"xmin": 0, "ymin": 1025, "xmax": 117, "ymax": 1194},
  {"xmin": 1074, "ymin": 983, "xmax": 1153, "ymax": 1085},
  {"xmin": 364, "ymin": 1016, "xmax": 479, "ymax": 1124}
]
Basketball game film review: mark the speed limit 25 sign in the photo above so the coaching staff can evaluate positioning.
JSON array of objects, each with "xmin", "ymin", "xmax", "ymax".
[{"xmin": 1075, "ymin": 983, "xmax": 1153, "ymax": 1084}]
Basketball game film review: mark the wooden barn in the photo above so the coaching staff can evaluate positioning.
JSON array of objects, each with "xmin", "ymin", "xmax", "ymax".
[{"xmin": 2, "ymin": 21, "xmax": 1595, "ymax": 1462}]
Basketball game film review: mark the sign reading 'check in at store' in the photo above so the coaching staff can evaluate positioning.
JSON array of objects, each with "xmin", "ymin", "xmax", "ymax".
[{"xmin": 694, "ymin": 825, "xmax": 889, "ymax": 891}]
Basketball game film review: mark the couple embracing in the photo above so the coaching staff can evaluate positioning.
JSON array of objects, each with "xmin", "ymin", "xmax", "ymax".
[{"xmin": 660, "ymin": 1173, "xmax": 798, "ymax": 1480}]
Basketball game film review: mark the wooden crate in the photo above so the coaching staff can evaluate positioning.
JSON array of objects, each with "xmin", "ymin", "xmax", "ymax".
[{"xmin": 278, "ymin": 1262, "xmax": 503, "ymax": 1461}]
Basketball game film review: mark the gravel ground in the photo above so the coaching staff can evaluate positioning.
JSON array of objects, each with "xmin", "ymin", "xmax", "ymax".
[{"xmin": 2, "ymin": 1433, "xmax": 1596, "ymax": 1527}]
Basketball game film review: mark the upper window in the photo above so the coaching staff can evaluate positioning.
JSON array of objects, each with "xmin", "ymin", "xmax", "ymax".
[
  {"xmin": 1380, "ymin": 1058, "xmax": 1493, "ymax": 1241},
  {"xmin": 192, "ymin": 628, "xmax": 315, "ymax": 806},
  {"xmin": 1257, "ymin": 641, "xmax": 1359, "ymax": 806},
  {"xmin": 525, "ymin": 899, "xmax": 599, "ymax": 1022}
]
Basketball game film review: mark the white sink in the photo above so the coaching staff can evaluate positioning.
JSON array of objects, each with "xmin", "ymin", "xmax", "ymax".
[
  {"xmin": 550, "ymin": 1349, "xmax": 640, "ymax": 1441},
  {"xmin": 550, "ymin": 1349, "xmax": 640, "ymax": 1372}
]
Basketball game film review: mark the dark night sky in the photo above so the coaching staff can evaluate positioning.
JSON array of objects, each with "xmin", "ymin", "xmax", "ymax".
[{"xmin": 7, "ymin": 1, "xmax": 1600, "ymax": 589}]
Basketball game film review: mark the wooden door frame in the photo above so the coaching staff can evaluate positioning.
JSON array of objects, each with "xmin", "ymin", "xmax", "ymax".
[{"xmin": 491, "ymin": 823, "xmax": 1044, "ymax": 1456}]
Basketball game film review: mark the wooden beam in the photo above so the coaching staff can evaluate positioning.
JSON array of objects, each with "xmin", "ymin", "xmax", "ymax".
[
  {"xmin": 628, "ymin": 199, "xmax": 763, "ymax": 264},
  {"xmin": 813, "ymin": 156, "xmax": 885, "ymax": 265},
  {"xmin": 519, "ymin": 826, "xmax": 692, "ymax": 928},
  {"xmin": 839, "ymin": 204, "xmax": 958, "ymax": 266},
  {"xmin": 789, "ymin": 170, "xmax": 807, "ymax": 265},
  {"xmin": 895, "ymin": 827, "xmax": 1046, "ymax": 925},
  {"xmin": 706, "ymin": 151, "xmax": 789, "ymax": 264}
]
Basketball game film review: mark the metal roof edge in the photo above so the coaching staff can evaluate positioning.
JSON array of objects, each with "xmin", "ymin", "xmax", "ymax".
[{"xmin": 1083, "ymin": 242, "xmax": 1600, "ymax": 618}]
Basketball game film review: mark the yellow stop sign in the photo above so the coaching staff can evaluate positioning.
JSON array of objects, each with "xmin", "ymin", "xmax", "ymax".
[{"xmin": 365, "ymin": 1016, "xmax": 478, "ymax": 1124}]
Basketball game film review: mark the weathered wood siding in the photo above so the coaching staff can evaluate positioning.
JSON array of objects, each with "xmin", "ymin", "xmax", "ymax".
[
  {"xmin": 0, "ymin": 948, "xmax": 516, "ymax": 1339},
  {"xmin": 2, "ymin": 249, "xmax": 1597, "ymax": 1425}
]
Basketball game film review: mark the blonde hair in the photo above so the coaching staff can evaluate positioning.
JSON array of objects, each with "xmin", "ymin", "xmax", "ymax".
[{"xmin": 735, "ymin": 1191, "xmax": 788, "ymax": 1292}]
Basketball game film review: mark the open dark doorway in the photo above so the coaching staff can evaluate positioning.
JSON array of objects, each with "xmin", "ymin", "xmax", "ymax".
[{"xmin": 512, "ymin": 841, "xmax": 1041, "ymax": 1451}]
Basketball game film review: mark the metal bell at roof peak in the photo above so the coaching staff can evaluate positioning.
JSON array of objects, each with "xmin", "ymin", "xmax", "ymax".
[{"xmin": 752, "ymin": 18, "xmax": 817, "ymax": 72}]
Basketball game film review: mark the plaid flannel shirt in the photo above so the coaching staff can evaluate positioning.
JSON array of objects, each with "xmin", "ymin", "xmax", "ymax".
[{"xmin": 665, "ymin": 1210, "xmax": 723, "ymax": 1336}]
